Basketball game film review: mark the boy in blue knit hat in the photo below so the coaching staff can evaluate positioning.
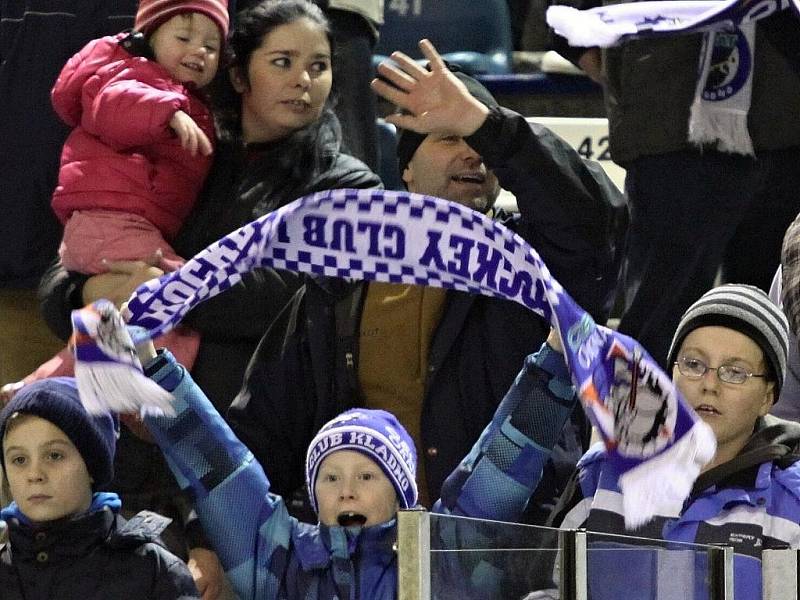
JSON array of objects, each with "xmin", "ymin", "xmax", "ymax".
[
  {"xmin": 0, "ymin": 378, "xmax": 199, "ymax": 599},
  {"xmin": 305, "ymin": 409, "xmax": 419, "ymax": 528},
  {"xmin": 133, "ymin": 336, "xmax": 579, "ymax": 600}
]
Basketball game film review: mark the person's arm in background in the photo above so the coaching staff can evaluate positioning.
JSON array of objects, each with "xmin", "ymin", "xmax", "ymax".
[
  {"xmin": 38, "ymin": 258, "xmax": 163, "ymax": 341},
  {"xmin": 548, "ymin": 0, "xmax": 604, "ymax": 83},
  {"xmin": 466, "ymin": 108, "xmax": 625, "ymax": 323},
  {"xmin": 38, "ymin": 261, "xmax": 90, "ymax": 342}
]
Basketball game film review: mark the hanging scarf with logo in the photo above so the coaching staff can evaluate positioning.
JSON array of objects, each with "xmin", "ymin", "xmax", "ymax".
[{"xmin": 547, "ymin": 0, "xmax": 800, "ymax": 154}]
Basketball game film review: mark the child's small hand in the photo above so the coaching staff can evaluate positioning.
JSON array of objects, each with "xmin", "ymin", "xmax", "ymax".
[
  {"xmin": 0, "ymin": 381, "xmax": 24, "ymax": 405},
  {"xmin": 170, "ymin": 110, "xmax": 213, "ymax": 157},
  {"xmin": 546, "ymin": 327, "xmax": 564, "ymax": 354},
  {"xmin": 188, "ymin": 547, "xmax": 226, "ymax": 600}
]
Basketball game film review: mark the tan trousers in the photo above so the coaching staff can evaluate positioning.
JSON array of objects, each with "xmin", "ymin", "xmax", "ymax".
[
  {"xmin": 0, "ymin": 288, "xmax": 63, "ymax": 384},
  {"xmin": 0, "ymin": 288, "xmax": 62, "ymax": 507}
]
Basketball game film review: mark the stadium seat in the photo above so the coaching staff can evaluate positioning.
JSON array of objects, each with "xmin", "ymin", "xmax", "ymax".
[{"xmin": 373, "ymin": 0, "xmax": 513, "ymax": 75}]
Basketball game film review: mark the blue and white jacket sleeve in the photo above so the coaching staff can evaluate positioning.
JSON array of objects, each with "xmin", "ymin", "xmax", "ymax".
[
  {"xmin": 434, "ymin": 342, "xmax": 577, "ymax": 521},
  {"xmin": 142, "ymin": 350, "xmax": 293, "ymax": 600}
]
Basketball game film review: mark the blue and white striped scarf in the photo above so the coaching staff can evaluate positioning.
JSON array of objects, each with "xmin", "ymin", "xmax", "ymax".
[{"xmin": 75, "ymin": 189, "xmax": 715, "ymax": 528}]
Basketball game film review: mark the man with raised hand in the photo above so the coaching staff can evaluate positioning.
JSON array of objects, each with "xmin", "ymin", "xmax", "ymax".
[{"xmin": 227, "ymin": 39, "xmax": 626, "ymax": 523}]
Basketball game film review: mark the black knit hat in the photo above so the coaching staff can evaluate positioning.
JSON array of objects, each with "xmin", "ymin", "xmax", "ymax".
[
  {"xmin": 395, "ymin": 66, "xmax": 499, "ymax": 177},
  {"xmin": 667, "ymin": 284, "xmax": 789, "ymax": 400},
  {"xmin": 0, "ymin": 378, "xmax": 119, "ymax": 489}
]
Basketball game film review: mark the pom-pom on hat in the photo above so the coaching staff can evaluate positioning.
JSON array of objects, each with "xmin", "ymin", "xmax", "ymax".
[
  {"xmin": 667, "ymin": 284, "xmax": 789, "ymax": 400},
  {"xmin": 0, "ymin": 378, "xmax": 119, "ymax": 489},
  {"xmin": 135, "ymin": 0, "xmax": 230, "ymax": 39},
  {"xmin": 306, "ymin": 409, "xmax": 418, "ymax": 514}
]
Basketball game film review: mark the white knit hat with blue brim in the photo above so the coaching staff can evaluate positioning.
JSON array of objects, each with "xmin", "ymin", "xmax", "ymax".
[{"xmin": 305, "ymin": 409, "xmax": 418, "ymax": 514}]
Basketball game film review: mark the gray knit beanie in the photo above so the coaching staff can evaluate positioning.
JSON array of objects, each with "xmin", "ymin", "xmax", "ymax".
[{"xmin": 667, "ymin": 284, "xmax": 789, "ymax": 400}]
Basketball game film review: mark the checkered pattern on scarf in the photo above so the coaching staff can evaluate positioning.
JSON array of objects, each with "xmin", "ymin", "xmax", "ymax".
[{"xmin": 117, "ymin": 188, "xmax": 715, "ymax": 528}]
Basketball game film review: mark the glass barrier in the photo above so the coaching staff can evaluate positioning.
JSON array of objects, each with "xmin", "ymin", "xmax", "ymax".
[
  {"xmin": 762, "ymin": 549, "xmax": 799, "ymax": 600},
  {"xmin": 428, "ymin": 513, "xmax": 562, "ymax": 599},
  {"xmin": 397, "ymin": 510, "xmax": 735, "ymax": 600},
  {"xmin": 583, "ymin": 530, "xmax": 726, "ymax": 600}
]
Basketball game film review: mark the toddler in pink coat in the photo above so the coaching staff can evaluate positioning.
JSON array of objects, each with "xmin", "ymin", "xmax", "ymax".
[{"xmin": 4, "ymin": 0, "xmax": 229, "ymax": 400}]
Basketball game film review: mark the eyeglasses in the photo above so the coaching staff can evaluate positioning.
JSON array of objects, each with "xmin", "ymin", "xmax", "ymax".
[{"xmin": 674, "ymin": 356, "xmax": 766, "ymax": 385}]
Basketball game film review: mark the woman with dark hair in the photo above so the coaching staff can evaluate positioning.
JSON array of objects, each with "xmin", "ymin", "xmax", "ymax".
[
  {"xmin": 32, "ymin": 3, "xmax": 381, "ymax": 597},
  {"xmin": 38, "ymin": 0, "xmax": 381, "ymax": 410}
]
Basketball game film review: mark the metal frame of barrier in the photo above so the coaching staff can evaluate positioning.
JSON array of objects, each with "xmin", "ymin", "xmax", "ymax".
[
  {"xmin": 559, "ymin": 529, "xmax": 587, "ymax": 600},
  {"xmin": 763, "ymin": 549, "xmax": 799, "ymax": 600},
  {"xmin": 396, "ymin": 510, "xmax": 744, "ymax": 599},
  {"xmin": 708, "ymin": 545, "xmax": 734, "ymax": 600},
  {"xmin": 398, "ymin": 509, "xmax": 431, "ymax": 600}
]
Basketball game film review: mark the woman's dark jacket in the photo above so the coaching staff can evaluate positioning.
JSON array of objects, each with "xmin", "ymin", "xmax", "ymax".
[
  {"xmin": 38, "ymin": 113, "xmax": 382, "ymax": 410},
  {"xmin": 36, "ymin": 114, "xmax": 381, "ymax": 546},
  {"xmin": 227, "ymin": 107, "xmax": 627, "ymax": 520}
]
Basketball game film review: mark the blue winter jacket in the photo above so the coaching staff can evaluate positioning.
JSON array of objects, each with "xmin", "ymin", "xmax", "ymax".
[
  {"xmin": 143, "ymin": 348, "xmax": 577, "ymax": 600},
  {"xmin": 537, "ymin": 348, "xmax": 800, "ymax": 600}
]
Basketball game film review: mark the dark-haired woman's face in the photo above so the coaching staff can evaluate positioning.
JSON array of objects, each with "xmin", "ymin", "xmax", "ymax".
[{"xmin": 233, "ymin": 17, "xmax": 332, "ymax": 143}]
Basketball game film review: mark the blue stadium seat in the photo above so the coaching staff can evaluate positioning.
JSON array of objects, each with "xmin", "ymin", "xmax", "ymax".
[
  {"xmin": 476, "ymin": 72, "xmax": 601, "ymax": 96},
  {"xmin": 374, "ymin": 0, "xmax": 513, "ymax": 75}
]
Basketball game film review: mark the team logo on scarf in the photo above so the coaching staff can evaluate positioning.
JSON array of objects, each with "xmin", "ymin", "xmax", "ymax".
[
  {"xmin": 546, "ymin": 0, "xmax": 798, "ymax": 155},
  {"xmin": 703, "ymin": 29, "xmax": 752, "ymax": 101},
  {"xmin": 74, "ymin": 189, "xmax": 715, "ymax": 528}
]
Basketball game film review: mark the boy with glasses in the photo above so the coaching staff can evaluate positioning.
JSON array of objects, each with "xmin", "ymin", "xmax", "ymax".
[{"xmin": 541, "ymin": 284, "xmax": 800, "ymax": 599}]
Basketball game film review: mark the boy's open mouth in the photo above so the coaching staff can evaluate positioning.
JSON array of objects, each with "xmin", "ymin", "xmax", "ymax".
[{"xmin": 337, "ymin": 512, "xmax": 367, "ymax": 527}]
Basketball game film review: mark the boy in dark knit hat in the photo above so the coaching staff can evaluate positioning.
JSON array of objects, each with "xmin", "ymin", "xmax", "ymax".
[
  {"xmin": 0, "ymin": 378, "xmax": 199, "ymax": 599},
  {"xmin": 537, "ymin": 284, "xmax": 800, "ymax": 600},
  {"xmin": 5, "ymin": 0, "xmax": 230, "ymax": 396},
  {"xmin": 133, "ymin": 335, "xmax": 579, "ymax": 599}
]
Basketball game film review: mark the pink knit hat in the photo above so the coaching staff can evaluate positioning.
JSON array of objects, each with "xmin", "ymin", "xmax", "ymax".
[{"xmin": 135, "ymin": 0, "xmax": 229, "ymax": 39}]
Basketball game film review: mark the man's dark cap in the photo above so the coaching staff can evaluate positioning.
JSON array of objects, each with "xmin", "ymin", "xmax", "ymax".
[{"xmin": 395, "ymin": 65, "xmax": 498, "ymax": 176}]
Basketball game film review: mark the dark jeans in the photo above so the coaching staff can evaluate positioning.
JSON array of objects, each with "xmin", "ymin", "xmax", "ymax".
[
  {"xmin": 328, "ymin": 9, "xmax": 380, "ymax": 173},
  {"xmin": 617, "ymin": 146, "xmax": 800, "ymax": 368}
]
